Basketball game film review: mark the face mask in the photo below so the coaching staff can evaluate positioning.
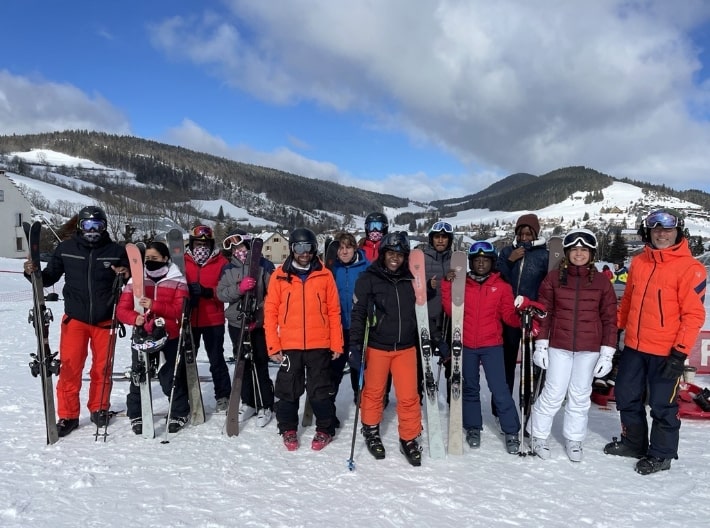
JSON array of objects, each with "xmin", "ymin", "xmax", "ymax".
[
  {"xmin": 82, "ymin": 232, "xmax": 102, "ymax": 244},
  {"xmin": 192, "ymin": 245, "xmax": 211, "ymax": 265},
  {"xmin": 367, "ymin": 231, "xmax": 384, "ymax": 243},
  {"xmin": 233, "ymin": 248, "xmax": 248, "ymax": 263},
  {"xmin": 145, "ymin": 260, "xmax": 168, "ymax": 278}
]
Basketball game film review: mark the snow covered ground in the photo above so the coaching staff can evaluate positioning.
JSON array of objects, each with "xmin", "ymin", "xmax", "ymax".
[{"xmin": 0, "ymin": 256, "xmax": 709, "ymax": 528}]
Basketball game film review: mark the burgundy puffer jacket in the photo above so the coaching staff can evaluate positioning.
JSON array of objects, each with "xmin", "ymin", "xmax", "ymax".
[{"xmin": 537, "ymin": 264, "xmax": 617, "ymax": 352}]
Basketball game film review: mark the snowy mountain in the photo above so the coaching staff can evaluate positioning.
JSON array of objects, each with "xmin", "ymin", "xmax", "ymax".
[{"xmin": 4, "ymin": 148, "xmax": 710, "ymax": 244}]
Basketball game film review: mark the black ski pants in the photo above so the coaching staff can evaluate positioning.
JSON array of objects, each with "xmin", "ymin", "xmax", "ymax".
[
  {"xmin": 192, "ymin": 324, "xmax": 230, "ymax": 400},
  {"xmin": 228, "ymin": 326, "xmax": 274, "ymax": 410}
]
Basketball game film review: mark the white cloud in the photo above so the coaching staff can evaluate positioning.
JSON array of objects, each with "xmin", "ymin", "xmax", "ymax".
[
  {"xmin": 152, "ymin": 0, "xmax": 710, "ymax": 190},
  {"xmin": 0, "ymin": 70, "xmax": 130, "ymax": 135}
]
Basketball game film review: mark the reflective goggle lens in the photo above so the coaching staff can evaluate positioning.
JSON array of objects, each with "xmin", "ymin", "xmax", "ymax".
[
  {"xmin": 366, "ymin": 221, "xmax": 385, "ymax": 232},
  {"xmin": 79, "ymin": 219, "xmax": 106, "ymax": 232},
  {"xmin": 563, "ymin": 232, "xmax": 597, "ymax": 250},
  {"xmin": 431, "ymin": 221, "xmax": 454, "ymax": 233},
  {"xmin": 644, "ymin": 211, "xmax": 678, "ymax": 229},
  {"xmin": 222, "ymin": 234, "xmax": 251, "ymax": 250},
  {"xmin": 468, "ymin": 241, "xmax": 495, "ymax": 257},
  {"xmin": 190, "ymin": 225, "xmax": 214, "ymax": 239},
  {"xmin": 292, "ymin": 242, "xmax": 313, "ymax": 254}
]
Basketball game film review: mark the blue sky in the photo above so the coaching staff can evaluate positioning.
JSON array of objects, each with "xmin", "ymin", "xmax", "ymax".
[{"xmin": 2, "ymin": 1, "xmax": 710, "ymax": 200}]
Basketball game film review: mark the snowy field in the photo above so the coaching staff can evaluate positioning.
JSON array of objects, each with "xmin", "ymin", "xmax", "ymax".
[{"xmin": 0, "ymin": 256, "xmax": 708, "ymax": 528}]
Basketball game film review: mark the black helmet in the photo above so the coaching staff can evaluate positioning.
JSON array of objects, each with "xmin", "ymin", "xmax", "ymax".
[
  {"xmin": 378, "ymin": 231, "xmax": 410, "ymax": 257},
  {"xmin": 289, "ymin": 227, "xmax": 318, "ymax": 255},
  {"xmin": 131, "ymin": 318, "xmax": 167, "ymax": 355},
  {"xmin": 428, "ymin": 220, "xmax": 454, "ymax": 248},
  {"xmin": 365, "ymin": 212, "xmax": 389, "ymax": 234},
  {"xmin": 77, "ymin": 206, "xmax": 107, "ymax": 232},
  {"xmin": 637, "ymin": 209, "xmax": 685, "ymax": 245}
]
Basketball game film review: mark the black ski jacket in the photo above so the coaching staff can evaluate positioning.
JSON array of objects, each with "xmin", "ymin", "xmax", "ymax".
[{"xmin": 35, "ymin": 232, "xmax": 128, "ymax": 325}]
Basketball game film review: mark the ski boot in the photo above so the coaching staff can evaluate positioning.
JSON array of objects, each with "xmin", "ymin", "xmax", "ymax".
[{"xmin": 362, "ymin": 424, "xmax": 386, "ymax": 460}]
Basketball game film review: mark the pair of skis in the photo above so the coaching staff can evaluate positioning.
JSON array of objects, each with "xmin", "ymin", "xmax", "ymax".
[
  {"xmin": 225, "ymin": 238, "xmax": 264, "ymax": 437},
  {"xmin": 409, "ymin": 248, "xmax": 468, "ymax": 459},
  {"xmin": 23, "ymin": 221, "xmax": 60, "ymax": 445}
]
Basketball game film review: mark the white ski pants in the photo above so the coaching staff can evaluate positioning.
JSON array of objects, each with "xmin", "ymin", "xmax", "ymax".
[{"xmin": 530, "ymin": 347, "xmax": 599, "ymax": 442}]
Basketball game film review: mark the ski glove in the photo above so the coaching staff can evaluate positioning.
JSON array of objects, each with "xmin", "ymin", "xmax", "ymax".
[
  {"xmin": 348, "ymin": 345, "xmax": 364, "ymax": 372},
  {"xmin": 533, "ymin": 339, "xmax": 549, "ymax": 370},
  {"xmin": 188, "ymin": 282, "xmax": 203, "ymax": 298},
  {"xmin": 239, "ymin": 276, "xmax": 257, "ymax": 294},
  {"xmin": 514, "ymin": 295, "xmax": 547, "ymax": 315},
  {"xmin": 660, "ymin": 348, "xmax": 687, "ymax": 380},
  {"xmin": 435, "ymin": 341, "xmax": 450, "ymax": 360},
  {"xmin": 593, "ymin": 346, "xmax": 616, "ymax": 378}
]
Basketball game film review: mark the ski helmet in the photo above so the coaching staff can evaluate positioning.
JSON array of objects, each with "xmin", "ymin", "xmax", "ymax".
[
  {"xmin": 364, "ymin": 212, "xmax": 389, "ymax": 235},
  {"xmin": 289, "ymin": 227, "xmax": 318, "ymax": 256},
  {"xmin": 77, "ymin": 206, "xmax": 107, "ymax": 232},
  {"xmin": 637, "ymin": 209, "xmax": 685, "ymax": 245},
  {"xmin": 563, "ymin": 228, "xmax": 597, "ymax": 259},
  {"xmin": 131, "ymin": 318, "xmax": 167, "ymax": 355},
  {"xmin": 189, "ymin": 225, "xmax": 215, "ymax": 250},
  {"xmin": 428, "ymin": 220, "xmax": 454, "ymax": 248},
  {"xmin": 378, "ymin": 231, "xmax": 410, "ymax": 257}
]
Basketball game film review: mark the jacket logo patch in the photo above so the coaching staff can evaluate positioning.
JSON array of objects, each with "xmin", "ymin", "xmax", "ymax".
[{"xmin": 103, "ymin": 262, "xmax": 112, "ymax": 268}]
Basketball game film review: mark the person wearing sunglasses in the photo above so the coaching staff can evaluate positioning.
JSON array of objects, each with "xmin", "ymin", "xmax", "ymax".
[
  {"xmin": 264, "ymin": 228, "xmax": 343, "ymax": 452},
  {"xmin": 349, "ymin": 231, "xmax": 424, "ymax": 466},
  {"xmin": 604, "ymin": 209, "xmax": 706, "ymax": 475},
  {"xmin": 22, "ymin": 205, "xmax": 129, "ymax": 437},
  {"xmin": 523, "ymin": 228, "xmax": 617, "ymax": 462},
  {"xmin": 217, "ymin": 229, "xmax": 276, "ymax": 428},
  {"xmin": 441, "ymin": 241, "xmax": 524, "ymax": 454},
  {"xmin": 495, "ymin": 213, "xmax": 549, "ymax": 424},
  {"xmin": 359, "ymin": 211, "xmax": 389, "ymax": 263},
  {"xmin": 422, "ymin": 221, "xmax": 455, "ymax": 400},
  {"xmin": 184, "ymin": 225, "xmax": 230, "ymax": 413}
]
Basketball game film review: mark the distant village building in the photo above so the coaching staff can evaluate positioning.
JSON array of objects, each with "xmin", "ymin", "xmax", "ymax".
[
  {"xmin": 258, "ymin": 231, "xmax": 289, "ymax": 264},
  {"xmin": 0, "ymin": 170, "xmax": 33, "ymax": 259}
]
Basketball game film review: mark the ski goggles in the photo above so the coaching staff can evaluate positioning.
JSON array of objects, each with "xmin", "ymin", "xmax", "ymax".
[
  {"xmin": 79, "ymin": 219, "xmax": 106, "ymax": 232},
  {"xmin": 222, "ymin": 233, "xmax": 252, "ymax": 250},
  {"xmin": 366, "ymin": 221, "xmax": 385, "ymax": 232},
  {"xmin": 468, "ymin": 241, "xmax": 496, "ymax": 257},
  {"xmin": 430, "ymin": 221, "xmax": 454, "ymax": 234},
  {"xmin": 190, "ymin": 225, "xmax": 214, "ymax": 240},
  {"xmin": 291, "ymin": 242, "xmax": 314, "ymax": 254},
  {"xmin": 563, "ymin": 231, "xmax": 597, "ymax": 250},
  {"xmin": 644, "ymin": 211, "xmax": 679, "ymax": 229}
]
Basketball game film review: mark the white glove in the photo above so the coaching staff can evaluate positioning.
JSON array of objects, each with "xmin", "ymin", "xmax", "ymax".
[
  {"xmin": 593, "ymin": 345, "xmax": 615, "ymax": 378},
  {"xmin": 533, "ymin": 339, "xmax": 549, "ymax": 370}
]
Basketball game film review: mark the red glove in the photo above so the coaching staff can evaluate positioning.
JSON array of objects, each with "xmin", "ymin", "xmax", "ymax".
[
  {"xmin": 514, "ymin": 295, "xmax": 546, "ymax": 315},
  {"xmin": 239, "ymin": 276, "xmax": 256, "ymax": 294}
]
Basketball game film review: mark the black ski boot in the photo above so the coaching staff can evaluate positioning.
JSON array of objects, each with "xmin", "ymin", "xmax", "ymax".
[
  {"xmin": 361, "ymin": 424, "xmax": 386, "ymax": 460},
  {"xmin": 603, "ymin": 436, "xmax": 645, "ymax": 458},
  {"xmin": 56, "ymin": 418, "xmax": 79, "ymax": 437},
  {"xmin": 635, "ymin": 455, "xmax": 672, "ymax": 475},
  {"xmin": 90, "ymin": 410, "xmax": 111, "ymax": 427},
  {"xmin": 399, "ymin": 437, "xmax": 422, "ymax": 467}
]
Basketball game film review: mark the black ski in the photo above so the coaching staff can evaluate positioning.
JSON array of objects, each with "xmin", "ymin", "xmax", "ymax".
[
  {"xmin": 167, "ymin": 228, "xmax": 205, "ymax": 426},
  {"xmin": 24, "ymin": 221, "xmax": 60, "ymax": 444},
  {"xmin": 225, "ymin": 238, "xmax": 263, "ymax": 437}
]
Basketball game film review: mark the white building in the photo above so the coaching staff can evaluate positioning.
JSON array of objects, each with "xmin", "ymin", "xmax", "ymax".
[{"xmin": 0, "ymin": 170, "xmax": 33, "ymax": 258}]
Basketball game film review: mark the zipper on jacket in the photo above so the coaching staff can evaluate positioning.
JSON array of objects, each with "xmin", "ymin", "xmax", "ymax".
[{"xmin": 88, "ymin": 247, "xmax": 95, "ymax": 325}]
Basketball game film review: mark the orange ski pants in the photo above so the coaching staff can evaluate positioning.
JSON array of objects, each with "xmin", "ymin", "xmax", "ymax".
[
  {"xmin": 56, "ymin": 316, "xmax": 113, "ymax": 418},
  {"xmin": 360, "ymin": 345, "xmax": 422, "ymax": 441}
]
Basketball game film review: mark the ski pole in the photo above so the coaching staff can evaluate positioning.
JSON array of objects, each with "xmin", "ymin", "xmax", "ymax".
[
  {"xmin": 162, "ymin": 297, "xmax": 189, "ymax": 444},
  {"xmin": 95, "ymin": 273, "xmax": 125, "ymax": 442},
  {"xmin": 347, "ymin": 314, "xmax": 371, "ymax": 471}
]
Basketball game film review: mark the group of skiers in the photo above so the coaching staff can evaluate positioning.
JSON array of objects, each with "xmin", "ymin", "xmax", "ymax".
[{"xmin": 23, "ymin": 206, "xmax": 706, "ymax": 474}]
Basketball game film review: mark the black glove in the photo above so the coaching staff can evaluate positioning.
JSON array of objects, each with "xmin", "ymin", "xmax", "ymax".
[
  {"xmin": 201, "ymin": 287, "xmax": 214, "ymax": 299},
  {"xmin": 188, "ymin": 282, "xmax": 203, "ymax": 298},
  {"xmin": 660, "ymin": 348, "xmax": 687, "ymax": 379},
  {"xmin": 435, "ymin": 341, "xmax": 450, "ymax": 360},
  {"xmin": 348, "ymin": 344, "xmax": 363, "ymax": 372}
]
